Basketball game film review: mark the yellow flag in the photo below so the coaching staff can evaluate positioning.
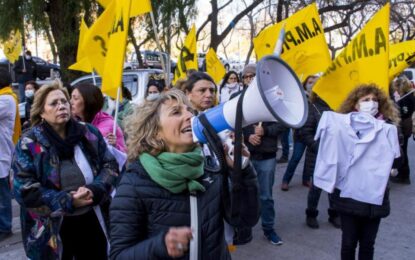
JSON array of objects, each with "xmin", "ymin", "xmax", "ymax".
[
  {"xmin": 389, "ymin": 40, "xmax": 415, "ymax": 81},
  {"xmin": 82, "ymin": 0, "xmax": 116, "ymax": 76},
  {"xmin": 313, "ymin": 4, "xmax": 390, "ymax": 110},
  {"xmin": 206, "ymin": 48, "xmax": 226, "ymax": 84},
  {"xmin": 69, "ymin": 19, "xmax": 93, "ymax": 73},
  {"xmin": 253, "ymin": 3, "xmax": 330, "ymax": 78},
  {"xmin": 97, "ymin": 0, "xmax": 151, "ymax": 17},
  {"xmin": 101, "ymin": 0, "xmax": 131, "ymax": 99},
  {"xmin": 1, "ymin": 30, "xmax": 22, "ymax": 63},
  {"xmin": 174, "ymin": 25, "xmax": 198, "ymax": 84}
]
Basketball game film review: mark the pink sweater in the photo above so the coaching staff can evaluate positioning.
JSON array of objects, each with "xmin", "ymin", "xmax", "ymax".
[{"xmin": 91, "ymin": 111, "xmax": 127, "ymax": 152}]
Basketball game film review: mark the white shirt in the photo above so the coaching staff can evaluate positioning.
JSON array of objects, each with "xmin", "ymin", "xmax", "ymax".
[
  {"xmin": 219, "ymin": 83, "xmax": 242, "ymax": 104},
  {"xmin": 313, "ymin": 111, "xmax": 400, "ymax": 205},
  {"xmin": 0, "ymin": 95, "xmax": 16, "ymax": 178}
]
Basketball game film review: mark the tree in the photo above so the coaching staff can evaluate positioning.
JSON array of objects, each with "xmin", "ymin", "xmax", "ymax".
[{"xmin": 197, "ymin": 0, "xmax": 265, "ymax": 51}]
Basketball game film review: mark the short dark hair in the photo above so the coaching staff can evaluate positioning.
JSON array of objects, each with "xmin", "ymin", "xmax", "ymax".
[
  {"xmin": 184, "ymin": 71, "xmax": 216, "ymax": 93},
  {"xmin": 122, "ymin": 85, "xmax": 132, "ymax": 100},
  {"xmin": 0, "ymin": 69, "xmax": 12, "ymax": 89},
  {"xmin": 73, "ymin": 83, "xmax": 104, "ymax": 123},
  {"xmin": 25, "ymin": 80, "xmax": 40, "ymax": 91},
  {"xmin": 147, "ymin": 80, "xmax": 165, "ymax": 94},
  {"xmin": 25, "ymin": 50, "xmax": 32, "ymax": 56}
]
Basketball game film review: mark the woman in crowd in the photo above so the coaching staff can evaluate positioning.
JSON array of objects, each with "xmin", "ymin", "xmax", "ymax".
[
  {"xmin": 218, "ymin": 70, "xmax": 241, "ymax": 103},
  {"xmin": 12, "ymin": 81, "xmax": 119, "ymax": 260},
  {"xmin": 298, "ymin": 90, "xmax": 340, "ymax": 229},
  {"xmin": 281, "ymin": 75, "xmax": 318, "ymax": 190},
  {"xmin": 102, "ymin": 85, "xmax": 133, "ymax": 131},
  {"xmin": 22, "ymin": 80, "xmax": 40, "ymax": 129},
  {"xmin": 184, "ymin": 72, "xmax": 217, "ymax": 113},
  {"xmin": 110, "ymin": 89, "xmax": 259, "ymax": 259},
  {"xmin": 333, "ymin": 84, "xmax": 400, "ymax": 260},
  {"xmin": 71, "ymin": 83, "xmax": 126, "ymax": 152},
  {"xmin": 391, "ymin": 76, "xmax": 415, "ymax": 184},
  {"xmin": 146, "ymin": 80, "xmax": 165, "ymax": 101}
]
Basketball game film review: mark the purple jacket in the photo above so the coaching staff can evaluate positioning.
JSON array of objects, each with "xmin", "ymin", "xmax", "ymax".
[{"xmin": 92, "ymin": 111, "xmax": 127, "ymax": 152}]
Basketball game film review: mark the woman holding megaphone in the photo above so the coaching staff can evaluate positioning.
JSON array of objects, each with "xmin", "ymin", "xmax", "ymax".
[{"xmin": 109, "ymin": 89, "xmax": 259, "ymax": 259}]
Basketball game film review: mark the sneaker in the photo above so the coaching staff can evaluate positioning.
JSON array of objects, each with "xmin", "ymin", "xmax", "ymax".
[
  {"xmin": 277, "ymin": 157, "xmax": 288, "ymax": 163},
  {"xmin": 306, "ymin": 217, "xmax": 319, "ymax": 229},
  {"xmin": 281, "ymin": 182, "xmax": 289, "ymax": 191},
  {"xmin": 0, "ymin": 231, "xmax": 12, "ymax": 243},
  {"xmin": 233, "ymin": 227, "xmax": 253, "ymax": 245},
  {"xmin": 264, "ymin": 230, "xmax": 283, "ymax": 245},
  {"xmin": 328, "ymin": 217, "xmax": 341, "ymax": 229}
]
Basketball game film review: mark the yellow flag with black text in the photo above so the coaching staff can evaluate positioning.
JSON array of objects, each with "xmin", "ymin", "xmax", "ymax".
[
  {"xmin": 389, "ymin": 40, "xmax": 415, "ymax": 81},
  {"xmin": 101, "ymin": 0, "xmax": 131, "ymax": 100},
  {"xmin": 206, "ymin": 48, "xmax": 226, "ymax": 84},
  {"xmin": 253, "ymin": 3, "xmax": 330, "ymax": 79},
  {"xmin": 69, "ymin": 19, "xmax": 93, "ymax": 73},
  {"xmin": 2, "ymin": 30, "xmax": 22, "ymax": 63},
  {"xmin": 82, "ymin": 0, "xmax": 116, "ymax": 76},
  {"xmin": 313, "ymin": 4, "xmax": 390, "ymax": 110},
  {"xmin": 97, "ymin": 0, "xmax": 151, "ymax": 18},
  {"xmin": 174, "ymin": 25, "xmax": 198, "ymax": 84}
]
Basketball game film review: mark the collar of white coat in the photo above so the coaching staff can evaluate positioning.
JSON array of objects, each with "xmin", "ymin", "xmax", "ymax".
[{"xmin": 345, "ymin": 112, "xmax": 384, "ymax": 143}]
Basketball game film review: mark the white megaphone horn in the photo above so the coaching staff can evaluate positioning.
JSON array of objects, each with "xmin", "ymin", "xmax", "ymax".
[{"xmin": 191, "ymin": 54, "xmax": 308, "ymax": 144}]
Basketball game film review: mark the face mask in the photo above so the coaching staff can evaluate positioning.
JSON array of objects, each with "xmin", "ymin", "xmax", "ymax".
[
  {"xmin": 25, "ymin": 89, "xmax": 34, "ymax": 98},
  {"xmin": 147, "ymin": 93, "xmax": 160, "ymax": 101},
  {"xmin": 226, "ymin": 82, "xmax": 239, "ymax": 89},
  {"xmin": 359, "ymin": 100, "xmax": 378, "ymax": 116},
  {"xmin": 306, "ymin": 83, "xmax": 314, "ymax": 93},
  {"xmin": 25, "ymin": 55, "xmax": 31, "ymax": 60}
]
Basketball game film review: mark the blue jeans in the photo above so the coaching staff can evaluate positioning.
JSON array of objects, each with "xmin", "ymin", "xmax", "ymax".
[
  {"xmin": 282, "ymin": 141, "xmax": 306, "ymax": 184},
  {"xmin": 0, "ymin": 177, "xmax": 12, "ymax": 233},
  {"xmin": 280, "ymin": 129, "xmax": 290, "ymax": 158},
  {"xmin": 252, "ymin": 158, "xmax": 276, "ymax": 232}
]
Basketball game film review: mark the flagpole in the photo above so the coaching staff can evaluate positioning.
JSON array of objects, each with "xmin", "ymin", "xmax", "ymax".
[
  {"xmin": 112, "ymin": 86, "xmax": 121, "ymax": 136},
  {"xmin": 149, "ymin": 11, "xmax": 169, "ymax": 88},
  {"xmin": 92, "ymin": 71, "xmax": 97, "ymax": 85},
  {"xmin": 273, "ymin": 22, "xmax": 286, "ymax": 57}
]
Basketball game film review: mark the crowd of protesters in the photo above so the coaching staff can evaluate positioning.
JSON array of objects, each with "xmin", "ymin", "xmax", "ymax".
[{"xmin": 0, "ymin": 56, "xmax": 414, "ymax": 260}]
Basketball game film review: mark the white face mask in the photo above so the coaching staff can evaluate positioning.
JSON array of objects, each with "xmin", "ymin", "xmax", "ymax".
[
  {"xmin": 226, "ymin": 82, "xmax": 239, "ymax": 89},
  {"xmin": 25, "ymin": 89, "xmax": 34, "ymax": 98},
  {"xmin": 107, "ymin": 97, "xmax": 116, "ymax": 111},
  {"xmin": 147, "ymin": 93, "xmax": 160, "ymax": 101},
  {"xmin": 359, "ymin": 100, "xmax": 379, "ymax": 116},
  {"xmin": 25, "ymin": 55, "xmax": 31, "ymax": 60},
  {"xmin": 306, "ymin": 83, "xmax": 314, "ymax": 93}
]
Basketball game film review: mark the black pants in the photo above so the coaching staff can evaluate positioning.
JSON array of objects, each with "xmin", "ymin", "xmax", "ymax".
[
  {"xmin": 306, "ymin": 182, "xmax": 337, "ymax": 218},
  {"xmin": 397, "ymin": 135, "xmax": 410, "ymax": 180},
  {"xmin": 340, "ymin": 214, "xmax": 381, "ymax": 260},
  {"xmin": 60, "ymin": 209, "xmax": 107, "ymax": 260}
]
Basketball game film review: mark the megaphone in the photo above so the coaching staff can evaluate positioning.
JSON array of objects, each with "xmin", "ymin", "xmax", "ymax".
[{"xmin": 192, "ymin": 55, "xmax": 308, "ymax": 143}]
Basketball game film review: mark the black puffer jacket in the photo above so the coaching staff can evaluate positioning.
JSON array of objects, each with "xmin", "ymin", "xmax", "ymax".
[
  {"xmin": 110, "ymin": 160, "xmax": 258, "ymax": 260},
  {"xmin": 297, "ymin": 97, "xmax": 332, "ymax": 177},
  {"xmin": 331, "ymin": 188, "xmax": 390, "ymax": 219},
  {"xmin": 243, "ymin": 122, "xmax": 286, "ymax": 160}
]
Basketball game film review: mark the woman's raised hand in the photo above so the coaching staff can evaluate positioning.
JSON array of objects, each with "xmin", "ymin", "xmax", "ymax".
[{"xmin": 164, "ymin": 227, "xmax": 193, "ymax": 258}]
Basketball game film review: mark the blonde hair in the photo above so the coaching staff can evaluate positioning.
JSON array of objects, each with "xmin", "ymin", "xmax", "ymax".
[
  {"xmin": 125, "ymin": 88, "xmax": 194, "ymax": 160},
  {"xmin": 338, "ymin": 83, "xmax": 400, "ymax": 126},
  {"xmin": 394, "ymin": 76, "xmax": 413, "ymax": 95},
  {"xmin": 30, "ymin": 80, "xmax": 70, "ymax": 126}
]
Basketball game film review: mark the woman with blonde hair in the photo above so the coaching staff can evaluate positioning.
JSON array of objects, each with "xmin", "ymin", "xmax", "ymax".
[
  {"xmin": 110, "ymin": 89, "xmax": 259, "ymax": 259},
  {"xmin": 390, "ymin": 76, "xmax": 414, "ymax": 184}
]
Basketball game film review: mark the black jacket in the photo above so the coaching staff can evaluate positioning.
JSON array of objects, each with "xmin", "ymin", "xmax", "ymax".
[
  {"xmin": 243, "ymin": 122, "xmax": 286, "ymax": 160},
  {"xmin": 13, "ymin": 56, "xmax": 37, "ymax": 83},
  {"xmin": 331, "ymin": 188, "xmax": 390, "ymax": 219},
  {"xmin": 110, "ymin": 160, "xmax": 258, "ymax": 260},
  {"xmin": 297, "ymin": 97, "xmax": 332, "ymax": 177}
]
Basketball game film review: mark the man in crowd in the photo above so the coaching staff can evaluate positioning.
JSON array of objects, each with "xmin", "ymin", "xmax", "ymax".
[{"xmin": 13, "ymin": 50, "xmax": 37, "ymax": 102}]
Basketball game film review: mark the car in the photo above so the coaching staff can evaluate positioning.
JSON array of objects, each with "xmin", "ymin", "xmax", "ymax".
[
  {"xmin": 70, "ymin": 68, "xmax": 170, "ymax": 105},
  {"xmin": 31, "ymin": 56, "xmax": 60, "ymax": 80},
  {"xmin": 130, "ymin": 50, "xmax": 175, "ymax": 73},
  {"xmin": 0, "ymin": 56, "xmax": 60, "ymax": 81}
]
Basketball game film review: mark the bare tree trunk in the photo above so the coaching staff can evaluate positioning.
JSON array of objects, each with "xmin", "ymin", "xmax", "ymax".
[{"xmin": 44, "ymin": 28, "xmax": 58, "ymax": 64}]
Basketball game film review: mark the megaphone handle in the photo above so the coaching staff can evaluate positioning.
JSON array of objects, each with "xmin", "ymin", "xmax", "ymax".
[{"xmin": 221, "ymin": 134, "xmax": 249, "ymax": 169}]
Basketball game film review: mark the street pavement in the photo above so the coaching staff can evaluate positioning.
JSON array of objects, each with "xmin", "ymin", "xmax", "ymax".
[{"xmin": 1, "ymin": 139, "xmax": 414, "ymax": 260}]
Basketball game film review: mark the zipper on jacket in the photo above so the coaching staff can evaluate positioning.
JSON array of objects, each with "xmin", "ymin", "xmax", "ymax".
[{"xmin": 189, "ymin": 194, "xmax": 198, "ymax": 260}]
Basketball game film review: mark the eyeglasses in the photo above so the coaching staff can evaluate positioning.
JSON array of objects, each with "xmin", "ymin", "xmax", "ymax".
[
  {"xmin": 228, "ymin": 76, "xmax": 238, "ymax": 80},
  {"xmin": 243, "ymin": 74, "xmax": 255, "ymax": 80}
]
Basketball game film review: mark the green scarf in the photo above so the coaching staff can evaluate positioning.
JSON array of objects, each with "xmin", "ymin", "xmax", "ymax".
[{"xmin": 139, "ymin": 147, "xmax": 206, "ymax": 194}]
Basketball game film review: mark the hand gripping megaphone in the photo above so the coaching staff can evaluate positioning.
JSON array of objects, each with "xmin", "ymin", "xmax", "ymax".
[{"xmin": 191, "ymin": 55, "xmax": 309, "ymax": 145}]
